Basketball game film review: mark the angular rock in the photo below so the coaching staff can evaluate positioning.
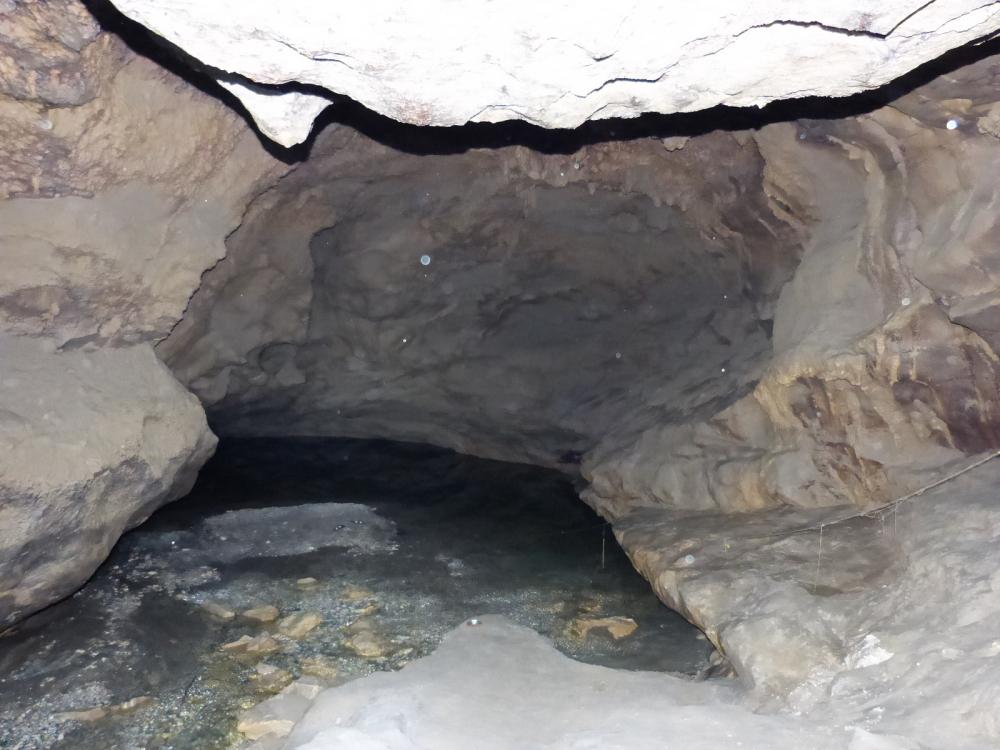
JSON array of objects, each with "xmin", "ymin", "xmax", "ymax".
[
  {"xmin": 253, "ymin": 663, "xmax": 294, "ymax": 693},
  {"xmin": 54, "ymin": 695, "xmax": 154, "ymax": 723},
  {"xmin": 221, "ymin": 633, "xmax": 282, "ymax": 658},
  {"xmin": 278, "ymin": 612, "xmax": 322, "ymax": 640},
  {"xmin": 300, "ymin": 656, "xmax": 339, "ymax": 682},
  {"xmin": 242, "ymin": 605, "xmax": 280, "ymax": 624},
  {"xmin": 200, "ymin": 601, "xmax": 236, "ymax": 621},
  {"xmin": 238, "ymin": 678, "xmax": 326, "ymax": 741},
  {"xmin": 109, "ymin": 1, "xmax": 1000, "ymax": 146},
  {"xmin": 568, "ymin": 616, "xmax": 639, "ymax": 641},
  {"xmin": 343, "ymin": 618, "xmax": 389, "ymax": 660},
  {"xmin": 0, "ymin": 337, "xmax": 215, "ymax": 626}
]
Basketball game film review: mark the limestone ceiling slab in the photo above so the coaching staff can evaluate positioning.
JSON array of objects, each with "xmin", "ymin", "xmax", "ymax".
[{"xmin": 110, "ymin": 1, "xmax": 1000, "ymax": 146}]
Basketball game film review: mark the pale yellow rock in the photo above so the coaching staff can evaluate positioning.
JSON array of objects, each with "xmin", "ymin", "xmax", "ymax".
[
  {"xmin": 54, "ymin": 695, "xmax": 154, "ymax": 723},
  {"xmin": 112, "ymin": 696, "xmax": 154, "ymax": 714},
  {"xmin": 253, "ymin": 663, "xmax": 293, "ymax": 692},
  {"xmin": 200, "ymin": 600, "xmax": 236, "ymax": 621},
  {"xmin": 346, "ymin": 630, "xmax": 387, "ymax": 659},
  {"xmin": 237, "ymin": 715, "xmax": 296, "ymax": 741},
  {"xmin": 238, "ymin": 678, "xmax": 326, "ymax": 740},
  {"xmin": 54, "ymin": 707, "xmax": 108, "ymax": 722},
  {"xmin": 278, "ymin": 612, "xmax": 322, "ymax": 639},
  {"xmin": 284, "ymin": 676, "xmax": 326, "ymax": 700},
  {"xmin": 295, "ymin": 577, "xmax": 319, "ymax": 589},
  {"xmin": 342, "ymin": 584, "xmax": 375, "ymax": 602},
  {"xmin": 569, "ymin": 616, "xmax": 639, "ymax": 641},
  {"xmin": 300, "ymin": 656, "xmax": 339, "ymax": 681},
  {"xmin": 242, "ymin": 605, "xmax": 280, "ymax": 623},
  {"xmin": 221, "ymin": 633, "xmax": 282, "ymax": 656},
  {"xmin": 344, "ymin": 618, "xmax": 389, "ymax": 659}
]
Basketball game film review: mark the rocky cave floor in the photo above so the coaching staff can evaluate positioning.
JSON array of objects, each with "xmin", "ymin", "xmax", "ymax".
[
  {"xmin": 8, "ymin": 4, "xmax": 1000, "ymax": 749},
  {"xmin": 0, "ymin": 438, "xmax": 715, "ymax": 750}
]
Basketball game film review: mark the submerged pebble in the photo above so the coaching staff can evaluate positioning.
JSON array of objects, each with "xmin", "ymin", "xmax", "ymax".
[
  {"xmin": 278, "ymin": 612, "xmax": 322, "ymax": 639},
  {"xmin": 242, "ymin": 605, "xmax": 280, "ymax": 624}
]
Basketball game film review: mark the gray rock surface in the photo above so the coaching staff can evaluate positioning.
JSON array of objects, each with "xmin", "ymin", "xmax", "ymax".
[
  {"xmin": 159, "ymin": 503, "xmax": 398, "ymax": 565},
  {"xmin": 0, "ymin": 336, "xmax": 214, "ymax": 626},
  {"xmin": 270, "ymin": 615, "xmax": 889, "ymax": 750},
  {"xmin": 585, "ymin": 51, "xmax": 1000, "ymax": 515},
  {"xmin": 6, "ymin": 4, "xmax": 1000, "ymax": 747},
  {"xmin": 594, "ymin": 458, "xmax": 1000, "ymax": 749},
  {"xmin": 160, "ymin": 127, "xmax": 788, "ymax": 467},
  {"xmin": 0, "ymin": 2, "xmax": 283, "ymax": 347},
  {"xmin": 108, "ymin": 0, "xmax": 1000, "ymax": 146},
  {"xmin": 0, "ymin": 0, "xmax": 284, "ymax": 622}
]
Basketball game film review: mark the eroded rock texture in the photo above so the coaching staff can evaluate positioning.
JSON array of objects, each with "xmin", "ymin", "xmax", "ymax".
[
  {"xmin": 586, "ymin": 53, "xmax": 1000, "ymax": 516},
  {"xmin": 605, "ymin": 461, "xmax": 1000, "ymax": 748},
  {"xmin": 579, "ymin": 51, "xmax": 1000, "ymax": 746},
  {"xmin": 160, "ymin": 45, "xmax": 1000, "ymax": 746},
  {"xmin": 0, "ymin": 0, "xmax": 283, "ymax": 623},
  {"xmin": 108, "ymin": 0, "xmax": 1000, "ymax": 146},
  {"xmin": 7, "ymin": 4, "xmax": 1000, "ymax": 746},
  {"xmin": 160, "ymin": 127, "xmax": 793, "ymax": 466},
  {"xmin": 0, "ymin": 337, "xmax": 214, "ymax": 627}
]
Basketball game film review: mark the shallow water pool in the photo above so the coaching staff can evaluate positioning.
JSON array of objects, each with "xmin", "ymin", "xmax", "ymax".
[{"xmin": 0, "ymin": 437, "xmax": 714, "ymax": 749}]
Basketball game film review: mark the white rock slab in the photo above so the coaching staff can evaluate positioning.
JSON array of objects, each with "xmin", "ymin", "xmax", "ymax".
[
  {"xmin": 109, "ymin": 0, "xmax": 1000, "ymax": 145},
  {"xmin": 278, "ymin": 616, "xmax": 858, "ymax": 749}
]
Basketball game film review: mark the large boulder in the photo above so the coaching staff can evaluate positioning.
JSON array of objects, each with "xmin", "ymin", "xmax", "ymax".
[
  {"xmin": 0, "ymin": 0, "xmax": 283, "ymax": 622},
  {"xmin": 0, "ymin": 337, "xmax": 215, "ymax": 626},
  {"xmin": 107, "ymin": 0, "xmax": 1000, "ymax": 145}
]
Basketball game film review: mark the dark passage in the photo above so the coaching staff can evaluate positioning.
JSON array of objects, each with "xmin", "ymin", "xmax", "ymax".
[{"xmin": 0, "ymin": 438, "xmax": 713, "ymax": 750}]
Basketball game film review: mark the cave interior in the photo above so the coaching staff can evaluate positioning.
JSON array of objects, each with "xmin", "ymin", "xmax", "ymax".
[{"xmin": 4, "ymin": 2, "xmax": 1000, "ymax": 749}]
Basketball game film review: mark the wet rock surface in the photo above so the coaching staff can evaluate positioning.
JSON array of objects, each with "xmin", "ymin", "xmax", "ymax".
[
  {"xmin": 0, "ymin": 0, "xmax": 283, "ymax": 625},
  {"xmin": 0, "ymin": 438, "xmax": 712, "ymax": 749},
  {"xmin": 585, "ymin": 52, "xmax": 1000, "ymax": 517},
  {"xmin": 277, "ymin": 615, "xmax": 868, "ymax": 750},
  {"xmin": 594, "ymin": 458, "xmax": 1000, "ymax": 749}
]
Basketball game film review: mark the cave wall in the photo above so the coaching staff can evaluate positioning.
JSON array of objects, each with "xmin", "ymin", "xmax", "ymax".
[
  {"xmin": 0, "ymin": 0, "xmax": 285, "ymax": 624},
  {"xmin": 159, "ymin": 127, "xmax": 798, "ymax": 466},
  {"xmin": 107, "ymin": 0, "xmax": 1000, "ymax": 146},
  {"xmin": 150, "ymin": 49, "xmax": 1000, "ymax": 736},
  {"xmin": 578, "ymin": 52, "xmax": 1000, "ymax": 742},
  {"xmin": 163, "ymin": 50, "xmax": 1000, "ymax": 521},
  {"xmin": 5, "ymin": 9, "xmax": 1000, "ymax": 743},
  {"xmin": 586, "ymin": 53, "xmax": 1000, "ymax": 519}
]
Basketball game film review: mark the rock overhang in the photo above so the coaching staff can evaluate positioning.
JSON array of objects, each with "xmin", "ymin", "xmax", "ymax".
[{"xmin": 107, "ymin": 0, "xmax": 1000, "ymax": 146}]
